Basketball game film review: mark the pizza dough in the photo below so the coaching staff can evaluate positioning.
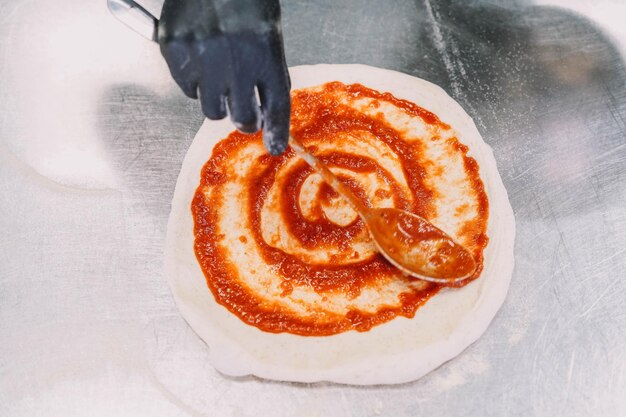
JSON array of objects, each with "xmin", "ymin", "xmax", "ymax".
[
  {"xmin": 165, "ymin": 64, "xmax": 515, "ymax": 385},
  {"xmin": 191, "ymin": 81, "xmax": 489, "ymax": 335}
]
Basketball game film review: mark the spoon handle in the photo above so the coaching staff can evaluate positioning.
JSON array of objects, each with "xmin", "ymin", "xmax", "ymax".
[{"xmin": 289, "ymin": 135, "xmax": 369, "ymax": 216}]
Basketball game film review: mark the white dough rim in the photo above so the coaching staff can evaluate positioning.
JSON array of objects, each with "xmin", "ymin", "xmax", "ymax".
[{"xmin": 164, "ymin": 64, "xmax": 516, "ymax": 385}]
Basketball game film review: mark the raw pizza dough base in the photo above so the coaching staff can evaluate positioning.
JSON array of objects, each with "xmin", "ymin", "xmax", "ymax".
[{"xmin": 165, "ymin": 64, "xmax": 515, "ymax": 385}]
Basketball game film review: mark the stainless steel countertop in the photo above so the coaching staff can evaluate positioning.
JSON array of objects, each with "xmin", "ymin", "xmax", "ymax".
[{"xmin": 1, "ymin": 1, "xmax": 625, "ymax": 416}]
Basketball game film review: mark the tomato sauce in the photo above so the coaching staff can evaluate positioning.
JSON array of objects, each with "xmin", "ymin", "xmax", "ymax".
[{"xmin": 192, "ymin": 82, "xmax": 489, "ymax": 335}]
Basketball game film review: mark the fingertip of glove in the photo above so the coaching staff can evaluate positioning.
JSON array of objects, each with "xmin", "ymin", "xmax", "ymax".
[
  {"xmin": 180, "ymin": 81, "xmax": 199, "ymax": 99},
  {"xmin": 234, "ymin": 119, "xmax": 262, "ymax": 134},
  {"xmin": 263, "ymin": 130, "xmax": 288, "ymax": 156}
]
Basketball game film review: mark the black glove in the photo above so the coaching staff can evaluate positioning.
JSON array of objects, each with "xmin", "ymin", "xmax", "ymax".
[{"xmin": 158, "ymin": 0, "xmax": 291, "ymax": 155}]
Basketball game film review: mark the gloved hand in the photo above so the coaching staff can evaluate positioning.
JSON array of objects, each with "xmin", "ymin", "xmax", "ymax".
[{"xmin": 158, "ymin": 0, "xmax": 291, "ymax": 155}]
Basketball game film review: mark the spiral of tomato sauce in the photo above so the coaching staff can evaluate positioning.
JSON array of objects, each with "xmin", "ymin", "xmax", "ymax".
[{"xmin": 192, "ymin": 82, "xmax": 489, "ymax": 336}]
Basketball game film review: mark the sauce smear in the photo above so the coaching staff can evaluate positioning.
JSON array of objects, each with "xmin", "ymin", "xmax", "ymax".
[{"xmin": 192, "ymin": 82, "xmax": 489, "ymax": 336}]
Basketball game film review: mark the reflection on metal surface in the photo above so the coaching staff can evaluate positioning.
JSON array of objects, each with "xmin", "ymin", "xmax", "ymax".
[
  {"xmin": 0, "ymin": 0, "xmax": 625, "ymax": 416},
  {"xmin": 107, "ymin": 0, "xmax": 159, "ymax": 42}
]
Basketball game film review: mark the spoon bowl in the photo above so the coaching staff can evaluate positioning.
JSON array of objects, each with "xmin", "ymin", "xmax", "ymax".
[{"xmin": 365, "ymin": 207, "xmax": 477, "ymax": 282}]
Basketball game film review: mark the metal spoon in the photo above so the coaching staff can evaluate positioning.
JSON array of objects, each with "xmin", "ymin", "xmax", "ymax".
[{"xmin": 289, "ymin": 135, "xmax": 477, "ymax": 283}]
